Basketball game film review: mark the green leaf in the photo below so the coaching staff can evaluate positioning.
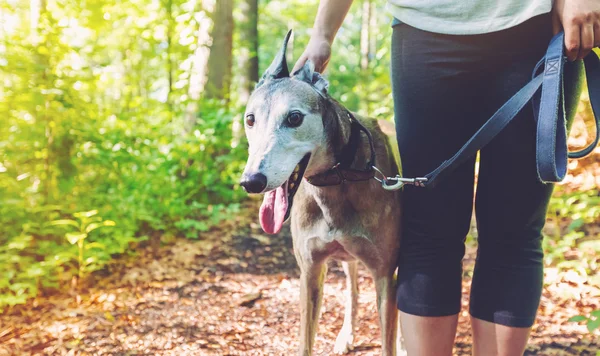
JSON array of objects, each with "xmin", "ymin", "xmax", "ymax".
[
  {"xmin": 66, "ymin": 232, "xmax": 86, "ymax": 245},
  {"xmin": 568, "ymin": 315, "xmax": 588, "ymax": 322},
  {"xmin": 567, "ymin": 218, "xmax": 585, "ymax": 232},
  {"xmin": 0, "ymin": 294, "xmax": 28, "ymax": 307},
  {"xmin": 74, "ymin": 210, "xmax": 98, "ymax": 219},
  {"xmin": 7, "ymin": 234, "xmax": 33, "ymax": 250},
  {"xmin": 591, "ymin": 310, "xmax": 600, "ymax": 318},
  {"xmin": 25, "ymin": 264, "xmax": 46, "ymax": 278},
  {"xmin": 49, "ymin": 219, "xmax": 80, "ymax": 228},
  {"xmin": 84, "ymin": 242, "xmax": 106, "ymax": 250},
  {"xmin": 85, "ymin": 220, "xmax": 115, "ymax": 233},
  {"xmin": 587, "ymin": 318, "xmax": 600, "ymax": 332}
]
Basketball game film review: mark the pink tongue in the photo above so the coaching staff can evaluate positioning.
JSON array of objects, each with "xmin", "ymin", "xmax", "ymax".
[{"xmin": 259, "ymin": 183, "xmax": 288, "ymax": 234}]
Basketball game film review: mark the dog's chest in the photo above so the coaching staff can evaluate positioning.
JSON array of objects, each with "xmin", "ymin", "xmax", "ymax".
[{"xmin": 293, "ymin": 210, "xmax": 368, "ymax": 262}]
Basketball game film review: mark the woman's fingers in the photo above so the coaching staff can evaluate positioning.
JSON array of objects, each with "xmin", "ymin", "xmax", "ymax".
[
  {"xmin": 292, "ymin": 55, "xmax": 308, "ymax": 75},
  {"xmin": 578, "ymin": 22, "xmax": 595, "ymax": 60},
  {"xmin": 564, "ymin": 18, "xmax": 581, "ymax": 61},
  {"xmin": 554, "ymin": 0, "xmax": 600, "ymax": 60},
  {"xmin": 291, "ymin": 36, "xmax": 332, "ymax": 74}
]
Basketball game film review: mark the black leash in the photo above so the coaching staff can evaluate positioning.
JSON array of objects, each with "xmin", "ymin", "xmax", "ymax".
[{"xmin": 380, "ymin": 31, "xmax": 600, "ymax": 190}]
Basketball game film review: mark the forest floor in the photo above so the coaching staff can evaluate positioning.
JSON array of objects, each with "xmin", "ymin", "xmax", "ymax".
[
  {"xmin": 2, "ymin": 121, "xmax": 600, "ymax": 356},
  {"xmin": 1, "ymin": 197, "xmax": 599, "ymax": 356}
]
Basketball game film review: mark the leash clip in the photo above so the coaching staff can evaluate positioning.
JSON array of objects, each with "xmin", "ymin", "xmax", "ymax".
[{"xmin": 372, "ymin": 166, "xmax": 428, "ymax": 190}]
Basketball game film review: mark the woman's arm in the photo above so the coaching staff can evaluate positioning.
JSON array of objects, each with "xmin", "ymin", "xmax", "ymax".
[
  {"xmin": 553, "ymin": 0, "xmax": 600, "ymax": 61},
  {"xmin": 292, "ymin": 0, "xmax": 354, "ymax": 73}
]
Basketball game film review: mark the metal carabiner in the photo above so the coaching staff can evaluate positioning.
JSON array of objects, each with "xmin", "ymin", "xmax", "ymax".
[
  {"xmin": 372, "ymin": 166, "xmax": 405, "ymax": 191},
  {"xmin": 371, "ymin": 165, "xmax": 387, "ymax": 184},
  {"xmin": 372, "ymin": 165, "xmax": 428, "ymax": 190},
  {"xmin": 382, "ymin": 178, "xmax": 404, "ymax": 191}
]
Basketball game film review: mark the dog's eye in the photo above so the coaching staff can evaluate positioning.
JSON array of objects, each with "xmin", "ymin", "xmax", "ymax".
[
  {"xmin": 286, "ymin": 111, "xmax": 304, "ymax": 127},
  {"xmin": 245, "ymin": 114, "xmax": 255, "ymax": 128}
]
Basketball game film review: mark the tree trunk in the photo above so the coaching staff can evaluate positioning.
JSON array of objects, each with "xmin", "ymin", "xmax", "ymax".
[
  {"xmin": 185, "ymin": 0, "xmax": 214, "ymax": 132},
  {"xmin": 360, "ymin": 0, "xmax": 370, "ymax": 71},
  {"xmin": 232, "ymin": 0, "xmax": 258, "ymax": 146},
  {"xmin": 32, "ymin": 0, "xmax": 54, "ymax": 204},
  {"xmin": 165, "ymin": 0, "xmax": 174, "ymax": 115},
  {"xmin": 237, "ymin": 0, "xmax": 259, "ymax": 104},
  {"xmin": 205, "ymin": 0, "xmax": 233, "ymax": 101},
  {"xmin": 369, "ymin": 0, "xmax": 376, "ymax": 61}
]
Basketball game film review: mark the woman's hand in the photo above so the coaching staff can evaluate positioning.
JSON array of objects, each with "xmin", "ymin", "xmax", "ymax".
[
  {"xmin": 292, "ymin": 34, "xmax": 332, "ymax": 74},
  {"xmin": 290, "ymin": 0, "xmax": 353, "ymax": 74},
  {"xmin": 553, "ymin": 0, "xmax": 600, "ymax": 61}
]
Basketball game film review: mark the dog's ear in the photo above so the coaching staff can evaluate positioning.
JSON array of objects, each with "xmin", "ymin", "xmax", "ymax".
[
  {"xmin": 292, "ymin": 59, "xmax": 314, "ymax": 83},
  {"xmin": 292, "ymin": 60, "xmax": 329, "ymax": 95},
  {"xmin": 256, "ymin": 30, "xmax": 292, "ymax": 88}
]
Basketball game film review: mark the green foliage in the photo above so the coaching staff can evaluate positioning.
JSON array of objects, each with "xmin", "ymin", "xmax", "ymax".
[
  {"xmin": 544, "ymin": 190, "xmax": 600, "ymax": 276},
  {"xmin": 49, "ymin": 210, "xmax": 116, "ymax": 279},
  {"xmin": 0, "ymin": 0, "xmax": 247, "ymax": 309},
  {"xmin": 568, "ymin": 310, "xmax": 600, "ymax": 333},
  {"xmin": 0, "ymin": 0, "xmax": 396, "ymax": 309}
]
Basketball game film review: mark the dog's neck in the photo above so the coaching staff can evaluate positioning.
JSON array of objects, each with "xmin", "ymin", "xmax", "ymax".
[
  {"xmin": 304, "ymin": 98, "xmax": 369, "ymax": 178},
  {"xmin": 300, "ymin": 98, "xmax": 377, "ymax": 229},
  {"xmin": 324, "ymin": 99, "xmax": 354, "ymax": 164}
]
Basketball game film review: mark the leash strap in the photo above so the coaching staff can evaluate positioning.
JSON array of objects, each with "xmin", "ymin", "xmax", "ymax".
[{"xmin": 400, "ymin": 32, "xmax": 600, "ymax": 189}]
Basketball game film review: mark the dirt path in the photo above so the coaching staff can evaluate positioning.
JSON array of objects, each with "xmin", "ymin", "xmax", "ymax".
[{"xmin": 1, "ymin": 206, "xmax": 598, "ymax": 355}]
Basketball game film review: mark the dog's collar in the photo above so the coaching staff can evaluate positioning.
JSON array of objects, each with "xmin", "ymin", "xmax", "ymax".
[{"xmin": 305, "ymin": 112, "xmax": 377, "ymax": 187}]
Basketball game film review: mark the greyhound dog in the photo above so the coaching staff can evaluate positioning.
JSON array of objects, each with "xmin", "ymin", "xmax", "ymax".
[{"xmin": 240, "ymin": 31, "xmax": 405, "ymax": 356}]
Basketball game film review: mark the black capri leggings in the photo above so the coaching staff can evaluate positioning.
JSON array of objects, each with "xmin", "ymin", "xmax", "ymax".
[{"xmin": 392, "ymin": 13, "xmax": 583, "ymax": 328}]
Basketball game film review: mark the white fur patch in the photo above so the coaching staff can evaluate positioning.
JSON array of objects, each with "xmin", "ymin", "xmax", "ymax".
[{"xmin": 243, "ymin": 84, "xmax": 327, "ymax": 192}]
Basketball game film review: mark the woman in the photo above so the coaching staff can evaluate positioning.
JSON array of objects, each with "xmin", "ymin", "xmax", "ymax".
[{"xmin": 292, "ymin": 1, "xmax": 599, "ymax": 355}]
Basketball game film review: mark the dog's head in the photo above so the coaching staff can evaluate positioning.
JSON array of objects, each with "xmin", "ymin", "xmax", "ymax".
[{"xmin": 240, "ymin": 30, "xmax": 331, "ymax": 234}]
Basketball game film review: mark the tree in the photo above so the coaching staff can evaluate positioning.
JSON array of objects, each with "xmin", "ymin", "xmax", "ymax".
[
  {"xmin": 185, "ymin": 0, "xmax": 214, "ymax": 131},
  {"xmin": 237, "ymin": 0, "xmax": 259, "ymax": 104},
  {"xmin": 205, "ymin": 0, "xmax": 233, "ymax": 101},
  {"xmin": 360, "ymin": 0, "xmax": 371, "ymax": 71}
]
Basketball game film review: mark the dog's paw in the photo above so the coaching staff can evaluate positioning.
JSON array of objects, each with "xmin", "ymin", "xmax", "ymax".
[{"xmin": 333, "ymin": 329, "xmax": 354, "ymax": 354}]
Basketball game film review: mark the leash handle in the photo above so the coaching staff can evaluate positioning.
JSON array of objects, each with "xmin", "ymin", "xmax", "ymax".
[
  {"xmin": 396, "ymin": 31, "xmax": 600, "ymax": 189},
  {"xmin": 535, "ymin": 32, "xmax": 568, "ymax": 182},
  {"xmin": 569, "ymin": 52, "xmax": 600, "ymax": 159},
  {"xmin": 535, "ymin": 32, "xmax": 600, "ymax": 182}
]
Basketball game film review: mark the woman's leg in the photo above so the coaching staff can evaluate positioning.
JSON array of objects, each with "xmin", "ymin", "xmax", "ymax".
[
  {"xmin": 392, "ymin": 13, "xmax": 584, "ymax": 356},
  {"xmin": 391, "ymin": 24, "xmax": 493, "ymax": 356},
  {"xmin": 470, "ymin": 14, "xmax": 584, "ymax": 356},
  {"xmin": 471, "ymin": 318, "xmax": 531, "ymax": 356},
  {"xmin": 400, "ymin": 313, "xmax": 459, "ymax": 355}
]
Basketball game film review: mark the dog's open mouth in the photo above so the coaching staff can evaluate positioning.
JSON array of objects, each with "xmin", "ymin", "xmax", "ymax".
[{"xmin": 259, "ymin": 153, "xmax": 311, "ymax": 234}]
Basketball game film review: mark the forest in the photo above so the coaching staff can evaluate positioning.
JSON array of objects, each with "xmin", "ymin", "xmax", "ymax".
[{"xmin": 0, "ymin": 0, "xmax": 599, "ymax": 354}]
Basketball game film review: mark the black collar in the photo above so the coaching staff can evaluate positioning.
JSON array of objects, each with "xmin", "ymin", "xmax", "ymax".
[{"xmin": 305, "ymin": 112, "xmax": 377, "ymax": 187}]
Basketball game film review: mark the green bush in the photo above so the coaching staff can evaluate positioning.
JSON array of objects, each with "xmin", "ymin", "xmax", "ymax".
[
  {"xmin": 544, "ymin": 190, "xmax": 600, "ymax": 276},
  {"xmin": 569, "ymin": 310, "xmax": 600, "ymax": 333},
  {"xmin": 0, "ymin": 96, "xmax": 247, "ymax": 309}
]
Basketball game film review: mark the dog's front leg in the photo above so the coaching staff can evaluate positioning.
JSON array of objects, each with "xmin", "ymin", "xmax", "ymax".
[
  {"xmin": 374, "ymin": 270, "xmax": 398, "ymax": 356},
  {"xmin": 298, "ymin": 260, "xmax": 327, "ymax": 356},
  {"xmin": 334, "ymin": 260, "xmax": 358, "ymax": 354}
]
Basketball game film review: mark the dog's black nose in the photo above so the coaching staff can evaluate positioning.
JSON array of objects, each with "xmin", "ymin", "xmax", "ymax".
[{"xmin": 240, "ymin": 173, "xmax": 267, "ymax": 193}]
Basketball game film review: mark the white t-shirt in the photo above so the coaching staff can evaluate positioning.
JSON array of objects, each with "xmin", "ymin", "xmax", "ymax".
[{"xmin": 386, "ymin": 0, "xmax": 553, "ymax": 35}]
